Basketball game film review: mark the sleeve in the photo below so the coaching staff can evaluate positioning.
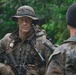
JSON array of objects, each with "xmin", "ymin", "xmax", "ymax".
[
  {"xmin": 42, "ymin": 38, "xmax": 56, "ymax": 65},
  {"xmin": 35, "ymin": 28, "xmax": 56, "ymax": 65},
  {"xmin": 45, "ymin": 48, "xmax": 65, "ymax": 75},
  {"xmin": 0, "ymin": 40, "xmax": 5, "ymax": 63},
  {"xmin": 44, "ymin": 39, "xmax": 55, "ymax": 63},
  {"xmin": 0, "ymin": 33, "xmax": 11, "ymax": 63}
]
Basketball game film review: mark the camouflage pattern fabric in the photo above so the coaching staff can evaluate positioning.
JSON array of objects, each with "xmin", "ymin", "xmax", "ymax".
[
  {"xmin": 45, "ymin": 35, "xmax": 76, "ymax": 75},
  {"xmin": 0, "ymin": 27, "xmax": 53, "ymax": 75}
]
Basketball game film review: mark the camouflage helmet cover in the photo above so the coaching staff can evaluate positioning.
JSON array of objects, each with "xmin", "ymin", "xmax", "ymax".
[{"xmin": 12, "ymin": 5, "xmax": 39, "ymax": 23}]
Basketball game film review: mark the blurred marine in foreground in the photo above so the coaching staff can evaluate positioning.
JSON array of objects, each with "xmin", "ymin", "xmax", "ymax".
[{"xmin": 45, "ymin": 3, "xmax": 76, "ymax": 75}]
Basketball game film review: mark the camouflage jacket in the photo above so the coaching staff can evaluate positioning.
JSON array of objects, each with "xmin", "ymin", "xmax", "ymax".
[
  {"xmin": 45, "ymin": 35, "xmax": 76, "ymax": 75},
  {"xmin": 0, "ymin": 27, "xmax": 54, "ymax": 75}
]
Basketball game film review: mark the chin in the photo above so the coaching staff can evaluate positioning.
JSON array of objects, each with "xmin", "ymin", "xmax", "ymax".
[{"xmin": 22, "ymin": 30, "xmax": 29, "ymax": 33}]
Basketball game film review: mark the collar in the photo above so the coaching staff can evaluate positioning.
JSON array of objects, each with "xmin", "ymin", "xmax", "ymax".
[
  {"xmin": 9, "ymin": 28, "xmax": 36, "ymax": 43},
  {"xmin": 63, "ymin": 35, "xmax": 76, "ymax": 43}
]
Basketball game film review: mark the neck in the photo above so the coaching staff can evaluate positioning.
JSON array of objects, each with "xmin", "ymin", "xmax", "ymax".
[
  {"xmin": 19, "ymin": 31, "xmax": 30, "ymax": 41},
  {"xmin": 70, "ymin": 31, "xmax": 76, "ymax": 36},
  {"xmin": 68, "ymin": 26, "xmax": 76, "ymax": 36}
]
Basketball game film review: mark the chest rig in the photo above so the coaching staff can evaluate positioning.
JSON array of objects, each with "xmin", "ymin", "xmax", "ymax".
[{"xmin": 7, "ymin": 32, "xmax": 46, "ymax": 67}]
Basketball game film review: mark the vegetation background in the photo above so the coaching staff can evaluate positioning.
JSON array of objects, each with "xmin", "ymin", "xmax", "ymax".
[{"xmin": 0, "ymin": 0, "xmax": 75, "ymax": 45}]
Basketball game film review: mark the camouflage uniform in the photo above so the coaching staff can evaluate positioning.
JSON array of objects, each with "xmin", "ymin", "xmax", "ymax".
[
  {"xmin": 0, "ymin": 26, "xmax": 53, "ymax": 75},
  {"xmin": 45, "ymin": 35, "xmax": 76, "ymax": 75}
]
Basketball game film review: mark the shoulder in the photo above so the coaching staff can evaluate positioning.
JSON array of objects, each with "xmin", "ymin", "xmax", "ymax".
[
  {"xmin": 35, "ymin": 29, "xmax": 46, "ymax": 49},
  {"xmin": 36, "ymin": 28, "xmax": 46, "ymax": 43},
  {"xmin": 1, "ymin": 33, "xmax": 11, "ymax": 42},
  {"xmin": 0, "ymin": 33, "xmax": 12, "ymax": 48},
  {"xmin": 48, "ymin": 42, "xmax": 71, "ymax": 63}
]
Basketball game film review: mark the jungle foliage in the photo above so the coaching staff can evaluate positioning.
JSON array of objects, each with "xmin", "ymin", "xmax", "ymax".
[{"xmin": 0, "ymin": 0, "xmax": 76, "ymax": 44}]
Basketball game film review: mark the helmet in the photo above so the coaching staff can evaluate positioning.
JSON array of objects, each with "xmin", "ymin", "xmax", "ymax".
[{"xmin": 12, "ymin": 5, "xmax": 39, "ymax": 24}]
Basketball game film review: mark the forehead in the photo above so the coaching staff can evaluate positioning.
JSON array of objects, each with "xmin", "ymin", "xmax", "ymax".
[{"xmin": 18, "ymin": 16, "xmax": 32, "ymax": 20}]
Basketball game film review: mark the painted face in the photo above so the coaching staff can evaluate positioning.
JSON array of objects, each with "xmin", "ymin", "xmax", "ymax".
[{"xmin": 18, "ymin": 16, "xmax": 33, "ymax": 33}]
